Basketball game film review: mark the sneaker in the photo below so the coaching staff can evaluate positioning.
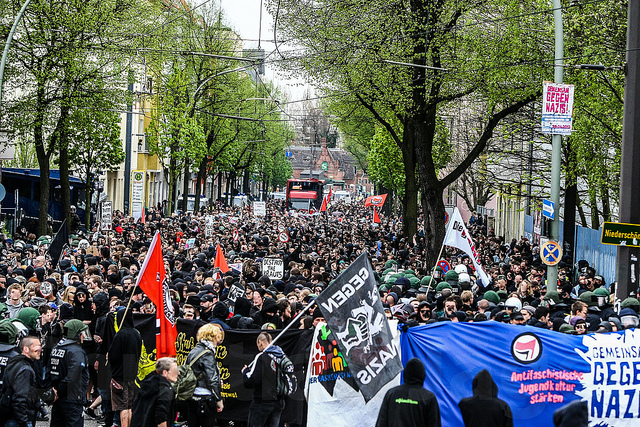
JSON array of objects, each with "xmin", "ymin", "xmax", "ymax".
[{"xmin": 84, "ymin": 408, "xmax": 98, "ymax": 419}]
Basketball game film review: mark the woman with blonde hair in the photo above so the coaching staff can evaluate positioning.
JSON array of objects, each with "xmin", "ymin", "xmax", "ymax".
[
  {"xmin": 185, "ymin": 323, "xmax": 224, "ymax": 426},
  {"xmin": 61, "ymin": 286, "xmax": 76, "ymax": 304}
]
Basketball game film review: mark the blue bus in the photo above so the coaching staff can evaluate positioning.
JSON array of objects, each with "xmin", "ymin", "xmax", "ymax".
[{"xmin": 0, "ymin": 168, "xmax": 88, "ymax": 232}]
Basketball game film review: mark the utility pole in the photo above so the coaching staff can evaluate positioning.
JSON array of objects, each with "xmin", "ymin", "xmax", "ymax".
[
  {"xmin": 547, "ymin": 0, "xmax": 564, "ymax": 293},
  {"xmin": 616, "ymin": 0, "xmax": 640, "ymax": 300}
]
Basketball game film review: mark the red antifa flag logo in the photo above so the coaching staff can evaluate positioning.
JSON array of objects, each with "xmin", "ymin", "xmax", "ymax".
[
  {"xmin": 511, "ymin": 333, "xmax": 542, "ymax": 364},
  {"xmin": 364, "ymin": 194, "xmax": 387, "ymax": 207}
]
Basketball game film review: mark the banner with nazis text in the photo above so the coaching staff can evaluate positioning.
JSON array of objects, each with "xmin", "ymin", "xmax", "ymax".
[
  {"xmin": 314, "ymin": 251, "xmax": 402, "ymax": 402},
  {"xmin": 402, "ymin": 321, "xmax": 640, "ymax": 427},
  {"xmin": 305, "ymin": 322, "xmax": 401, "ymax": 426}
]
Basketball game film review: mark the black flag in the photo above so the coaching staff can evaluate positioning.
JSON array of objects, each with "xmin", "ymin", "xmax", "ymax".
[
  {"xmin": 314, "ymin": 251, "xmax": 402, "ymax": 402},
  {"xmin": 48, "ymin": 219, "xmax": 69, "ymax": 267}
]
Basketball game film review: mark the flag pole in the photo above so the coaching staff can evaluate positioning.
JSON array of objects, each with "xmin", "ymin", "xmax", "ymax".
[
  {"xmin": 248, "ymin": 300, "xmax": 317, "ymax": 367},
  {"xmin": 425, "ymin": 238, "xmax": 447, "ymax": 295}
]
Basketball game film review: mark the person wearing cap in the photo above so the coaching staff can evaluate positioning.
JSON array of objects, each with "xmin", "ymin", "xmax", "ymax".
[
  {"xmin": 49, "ymin": 319, "xmax": 91, "ymax": 427},
  {"xmin": 0, "ymin": 335, "xmax": 42, "ymax": 427},
  {"xmin": 199, "ymin": 294, "xmax": 216, "ymax": 322},
  {"xmin": 375, "ymin": 357, "xmax": 441, "ymax": 427}
]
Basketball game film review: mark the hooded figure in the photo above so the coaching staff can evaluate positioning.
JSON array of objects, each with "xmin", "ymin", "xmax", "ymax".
[
  {"xmin": 210, "ymin": 302, "xmax": 231, "ymax": 330},
  {"xmin": 72, "ymin": 285, "xmax": 93, "ymax": 321},
  {"xmin": 458, "ymin": 369, "xmax": 513, "ymax": 427},
  {"xmin": 553, "ymin": 400, "xmax": 588, "ymax": 427},
  {"xmin": 228, "ymin": 297, "xmax": 253, "ymax": 329},
  {"xmin": 375, "ymin": 358, "xmax": 441, "ymax": 427},
  {"xmin": 252, "ymin": 298, "xmax": 283, "ymax": 329}
]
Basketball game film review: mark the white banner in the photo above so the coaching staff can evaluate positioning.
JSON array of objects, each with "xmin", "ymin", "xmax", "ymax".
[
  {"xmin": 305, "ymin": 320, "xmax": 401, "ymax": 427},
  {"xmin": 443, "ymin": 207, "xmax": 491, "ymax": 286},
  {"xmin": 253, "ymin": 201, "xmax": 266, "ymax": 216}
]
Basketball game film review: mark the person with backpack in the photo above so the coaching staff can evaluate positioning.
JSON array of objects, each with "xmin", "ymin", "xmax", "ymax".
[
  {"xmin": 185, "ymin": 323, "xmax": 224, "ymax": 427},
  {"xmin": 242, "ymin": 332, "xmax": 294, "ymax": 427}
]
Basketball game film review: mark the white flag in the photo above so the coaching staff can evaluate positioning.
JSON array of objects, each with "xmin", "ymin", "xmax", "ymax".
[{"xmin": 443, "ymin": 208, "xmax": 491, "ymax": 287}]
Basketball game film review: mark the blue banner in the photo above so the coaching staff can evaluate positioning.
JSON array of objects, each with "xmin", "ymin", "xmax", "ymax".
[{"xmin": 401, "ymin": 322, "xmax": 640, "ymax": 427}]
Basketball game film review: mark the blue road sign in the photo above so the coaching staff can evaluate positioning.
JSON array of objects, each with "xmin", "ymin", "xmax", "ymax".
[
  {"xmin": 543, "ymin": 198, "xmax": 555, "ymax": 220},
  {"xmin": 285, "ymin": 150, "xmax": 292, "ymax": 157}
]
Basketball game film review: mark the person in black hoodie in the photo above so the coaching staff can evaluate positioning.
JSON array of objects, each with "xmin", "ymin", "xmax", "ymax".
[
  {"xmin": 72, "ymin": 285, "xmax": 93, "ymax": 324},
  {"xmin": 108, "ymin": 308, "xmax": 142, "ymax": 427},
  {"xmin": 458, "ymin": 369, "xmax": 513, "ymax": 427},
  {"xmin": 228, "ymin": 297, "xmax": 253, "ymax": 329},
  {"xmin": 375, "ymin": 358, "xmax": 441, "ymax": 427},
  {"xmin": 131, "ymin": 357, "xmax": 178, "ymax": 427},
  {"xmin": 251, "ymin": 298, "xmax": 283, "ymax": 329},
  {"xmin": 553, "ymin": 400, "xmax": 588, "ymax": 427},
  {"xmin": 209, "ymin": 302, "xmax": 230, "ymax": 330}
]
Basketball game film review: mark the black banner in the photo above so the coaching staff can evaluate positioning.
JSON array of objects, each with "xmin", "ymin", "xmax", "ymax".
[
  {"xmin": 215, "ymin": 329, "xmax": 313, "ymax": 424},
  {"xmin": 314, "ymin": 251, "xmax": 402, "ymax": 402}
]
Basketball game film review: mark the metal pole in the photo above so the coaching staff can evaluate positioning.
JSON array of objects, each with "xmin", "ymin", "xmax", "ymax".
[
  {"xmin": 547, "ymin": 0, "xmax": 564, "ymax": 293},
  {"xmin": 616, "ymin": 0, "xmax": 640, "ymax": 300},
  {"xmin": 0, "ymin": 0, "xmax": 34, "ymax": 126}
]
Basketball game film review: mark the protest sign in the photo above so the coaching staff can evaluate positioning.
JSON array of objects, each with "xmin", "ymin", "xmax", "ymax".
[
  {"xmin": 262, "ymin": 257, "xmax": 284, "ymax": 280},
  {"xmin": 401, "ymin": 322, "xmax": 640, "ymax": 427}
]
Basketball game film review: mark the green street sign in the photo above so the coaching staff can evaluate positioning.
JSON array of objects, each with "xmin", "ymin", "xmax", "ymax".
[{"xmin": 601, "ymin": 222, "xmax": 640, "ymax": 247}]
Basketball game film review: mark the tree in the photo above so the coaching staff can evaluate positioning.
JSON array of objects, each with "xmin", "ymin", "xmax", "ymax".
[
  {"xmin": 147, "ymin": 66, "xmax": 206, "ymax": 214},
  {"xmin": 68, "ymin": 106, "xmax": 124, "ymax": 227},
  {"xmin": 2, "ymin": 0, "xmax": 154, "ymax": 234},
  {"xmin": 269, "ymin": 0, "xmax": 548, "ymax": 265}
]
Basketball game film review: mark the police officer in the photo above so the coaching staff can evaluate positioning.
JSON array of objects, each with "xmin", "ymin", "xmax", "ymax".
[
  {"xmin": 0, "ymin": 319, "xmax": 19, "ymax": 387},
  {"xmin": 49, "ymin": 319, "xmax": 91, "ymax": 427}
]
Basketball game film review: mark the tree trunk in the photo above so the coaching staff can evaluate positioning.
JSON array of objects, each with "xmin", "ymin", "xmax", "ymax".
[
  {"xmin": 194, "ymin": 157, "xmax": 207, "ymax": 212},
  {"xmin": 243, "ymin": 170, "xmax": 250, "ymax": 194},
  {"xmin": 85, "ymin": 167, "xmax": 92, "ymax": 228},
  {"xmin": 217, "ymin": 171, "xmax": 222, "ymax": 202},
  {"xmin": 225, "ymin": 172, "xmax": 231, "ymax": 205},
  {"xmin": 400, "ymin": 143, "xmax": 418, "ymax": 239},
  {"xmin": 59, "ymin": 140, "xmax": 71, "ymax": 230},
  {"xmin": 183, "ymin": 160, "xmax": 190, "ymax": 212},
  {"xmin": 36, "ymin": 144, "xmax": 50, "ymax": 236}
]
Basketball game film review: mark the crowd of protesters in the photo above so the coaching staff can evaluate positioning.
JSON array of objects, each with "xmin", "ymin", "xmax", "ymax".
[{"xmin": 0, "ymin": 198, "xmax": 635, "ymax": 427}]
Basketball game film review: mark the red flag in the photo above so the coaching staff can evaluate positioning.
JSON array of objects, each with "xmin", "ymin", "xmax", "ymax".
[
  {"xmin": 214, "ymin": 243, "xmax": 230, "ymax": 273},
  {"xmin": 136, "ymin": 231, "xmax": 177, "ymax": 358},
  {"xmin": 373, "ymin": 207, "xmax": 381, "ymax": 223},
  {"xmin": 141, "ymin": 206, "xmax": 145, "ymax": 224},
  {"xmin": 320, "ymin": 194, "xmax": 328, "ymax": 212},
  {"xmin": 364, "ymin": 194, "xmax": 388, "ymax": 207}
]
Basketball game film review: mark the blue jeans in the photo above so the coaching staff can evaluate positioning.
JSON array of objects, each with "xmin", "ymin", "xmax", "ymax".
[{"xmin": 247, "ymin": 399, "xmax": 285, "ymax": 427}]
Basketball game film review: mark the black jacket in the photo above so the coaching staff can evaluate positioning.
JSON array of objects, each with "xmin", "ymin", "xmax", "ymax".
[
  {"xmin": 49, "ymin": 339, "xmax": 89, "ymax": 403},
  {"xmin": 108, "ymin": 311, "xmax": 142, "ymax": 381},
  {"xmin": 0, "ymin": 348, "xmax": 19, "ymax": 386},
  {"xmin": 251, "ymin": 298, "xmax": 283, "ymax": 329},
  {"xmin": 242, "ymin": 345, "xmax": 284, "ymax": 402},
  {"xmin": 186, "ymin": 342, "xmax": 221, "ymax": 401},
  {"xmin": 376, "ymin": 358, "xmax": 441, "ymax": 427},
  {"xmin": 131, "ymin": 371, "xmax": 175, "ymax": 427},
  {"xmin": 2, "ymin": 354, "xmax": 38, "ymax": 424},
  {"xmin": 458, "ymin": 369, "xmax": 513, "ymax": 427}
]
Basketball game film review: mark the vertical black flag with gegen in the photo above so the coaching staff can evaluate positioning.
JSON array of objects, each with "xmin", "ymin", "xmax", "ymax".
[{"xmin": 314, "ymin": 251, "xmax": 402, "ymax": 402}]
